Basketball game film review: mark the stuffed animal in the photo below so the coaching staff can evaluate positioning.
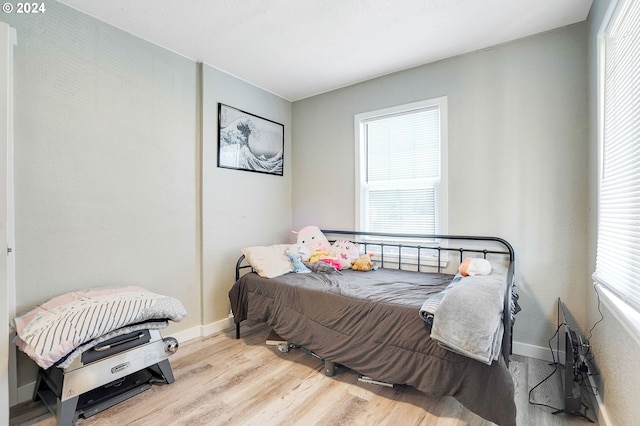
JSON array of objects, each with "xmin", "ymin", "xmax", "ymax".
[
  {"xmin": 330, "ymin": 240, "xmax": 360, "ymax": 269},
  {"xmin": 459, "ymin": 257, "xmax": 492, "ymax": 276},
  {"xmin": 318, "ymin": 257, "xmax": 343, "ymax": 271},
  {"xmin": 286, "ymin": 250, "xmax": 311, "ymax": 273},
  {"xmin": 288, "ymin": 243, "xmax": 311, "ymax": 262},
  {"xmin": 294, "ymin": 226, "xmax": 331, "ymax": 252},
  {"xmin": 308, "ymin": 250, "xmax": 343, "ymax": 270},
  {"xmin": 351, "ymin": 253, "xmax": 375, "ymax": 272},
  {"xmin": 308, "ymin": 249, "xmax": 332, "ymax": 263},
  {"xmin": 303, "ymin": 261, "xmax": 341, "ymax": 274}
]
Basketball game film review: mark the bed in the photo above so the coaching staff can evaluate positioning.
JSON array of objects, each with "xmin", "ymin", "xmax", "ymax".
[{"xmin": 229, "ymin": 230, "xmax": 519, "ymax": 426}]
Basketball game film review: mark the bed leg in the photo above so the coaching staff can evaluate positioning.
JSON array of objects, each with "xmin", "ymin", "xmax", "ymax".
[
  {"xmin": 324, "ymin": 361, "xmax": 336, "ymax": 377},
  {"xmin": 235, "ymin": 322, "xmax": 240, "ymax": 339}
]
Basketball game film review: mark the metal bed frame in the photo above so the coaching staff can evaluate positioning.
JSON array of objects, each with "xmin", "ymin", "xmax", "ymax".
[{"xmin": 234, "ymin": 230, "xmax": 516, "ymax": 365}]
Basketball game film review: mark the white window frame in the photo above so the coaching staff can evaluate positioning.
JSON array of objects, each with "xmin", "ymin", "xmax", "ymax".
[
  {"xmin": 354, "ymin": 97, "xmax": 448, "ymax": 240},
  {"xmin": 594, "ymin": 0, "xmax": 640, "ymax": 346}
]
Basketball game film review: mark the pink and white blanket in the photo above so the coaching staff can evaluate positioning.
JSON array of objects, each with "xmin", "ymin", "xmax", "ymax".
[{"xmin": 11, "ymin": 286, "xmax": 186, "ymax": 369}]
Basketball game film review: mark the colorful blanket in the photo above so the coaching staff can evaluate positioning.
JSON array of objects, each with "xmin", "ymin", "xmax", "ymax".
[{"xmin": 11, "ymin": 286, "xmax": 186, "ymax": 369}]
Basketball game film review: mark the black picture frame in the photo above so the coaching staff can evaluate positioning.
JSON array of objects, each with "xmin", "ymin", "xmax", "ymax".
[{"xmin": 217, "ymin": 103, "xmax": 284, "ymax": 176}]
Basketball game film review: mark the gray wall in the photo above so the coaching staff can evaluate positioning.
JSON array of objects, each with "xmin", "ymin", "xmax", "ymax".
[
  {"xmin": 6, "ymin": 0, "xmax": 198, "ymax": 319},
  {"xmin": 4, "ymin": 0, "xmax": 292, "ymax": 390},
  {"xmin": 292, "ymin": 23, "xmax": 590, "ymax": 354},
  {"xmin": 6, "ymin": 1, "xmax": 198, "ymax": 386},
  {"xmin": 586, "ymin": 0, "xmax": 640, "ymax": 424},
  {"xmin": 201, "ymin": 66, "xmax": 292, "ymax": 325}
]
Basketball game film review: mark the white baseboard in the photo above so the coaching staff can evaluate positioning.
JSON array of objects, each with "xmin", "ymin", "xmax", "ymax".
[
  {"xmin": 16, "ymin": 382, "xmax": 34, "ymax": 406},
  {"xmin": 170, "ymin": 325, "xmax": 201, "ymax": 344},
  {"xmin": 13, "ymin": 318, "xmax": 237, "ymax": 406},
  {"xmin": 200, "ymin": 316, "xmax": 235, "ymax": 338},
  {"xmin": 511, "ymin": 341, "xmax": 560, "ymax": 362},
  {"xmin": 588, "ymin": 373, "xmax": 612, "ymax": 426},
  {"xmin": 164, "ymin": 317, "xmax": 236, "ymax": 346}
]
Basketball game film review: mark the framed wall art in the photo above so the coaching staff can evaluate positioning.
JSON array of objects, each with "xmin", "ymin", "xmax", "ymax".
[{"xmin": 217, "ymin": 103, "xmax": 284, "ymax": 176}]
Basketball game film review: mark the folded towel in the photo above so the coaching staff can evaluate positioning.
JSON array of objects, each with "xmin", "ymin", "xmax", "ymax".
[{"xmin": 430, "ymin": 264, "xmax": 507, "ymax": 365}]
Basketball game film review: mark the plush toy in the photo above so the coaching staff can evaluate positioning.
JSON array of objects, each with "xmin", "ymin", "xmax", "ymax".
[
  {"xmin": 319, "ymin": 257, "xmax": 343, "ymax": 271},
  {"xmin": 308, "ymin": 249, "xmax": 332, "ymax": 263},
  {"xmin": 288, "ymin": 243, "xmax": 311, "ymax": 262},
  {"xmin": 294, "ymin": 226, "xmax": 331, "ymax": 252},
  {"xmin": 286, "ymin": 250, "xmax": 311, "ymax": 273},
  {"xmin": 330, "ymin": 240, "xmax": 360, "ymax": 269},
  {"xmin": 303, "ymin": 261, "xmax": 341, "ymax": 274},
  {"xmin": 351, "ymin": 253, "xmax": 375, "ymax": 272},
  {"xmin": 308, "ymin": 250, "xmax": 343, "ymax": 270},
  {"xmin": 459, "ymin": 257, "xmax": 492, "ymax": 276}
]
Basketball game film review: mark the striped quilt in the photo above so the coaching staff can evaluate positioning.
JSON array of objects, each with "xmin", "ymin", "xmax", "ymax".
[{"xmin": 11, "ymin": 286, "xmax": 186, "ymax": 369}]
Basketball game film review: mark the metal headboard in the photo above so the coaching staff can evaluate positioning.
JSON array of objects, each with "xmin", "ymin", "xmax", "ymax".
[{"xmin": 322, "ymin": 229, "xmax": 514, "ymax": 270}]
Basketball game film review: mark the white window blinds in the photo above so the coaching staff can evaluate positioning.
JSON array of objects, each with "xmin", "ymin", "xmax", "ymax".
[
  {"xmin": 594, "ymin": 0, "xmax": 640, "ymax": 312},
  {"xmin": 356, "ymin": 98, "xmax": 447, "ymax": 235}
]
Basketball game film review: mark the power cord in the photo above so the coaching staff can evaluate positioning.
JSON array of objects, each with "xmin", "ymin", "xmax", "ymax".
[
  {"xmin": 575, "ymin": 281, "xmax": 603, "ymax": 400},
  {"xmin": 586, "ymin": 282, "xmax": 605, "ymax": 343},
  {"xmin": 527, "ymin": 322, "xmax": 564, "ymax": 412}
]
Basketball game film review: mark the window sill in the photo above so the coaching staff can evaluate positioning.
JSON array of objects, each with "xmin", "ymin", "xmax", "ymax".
[{"xmin": 597, "ymin": 285, "xmax": 640, "ymax": 349}]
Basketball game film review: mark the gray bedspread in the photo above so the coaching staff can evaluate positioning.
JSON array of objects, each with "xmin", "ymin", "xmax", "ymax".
[{"xmin": 229, "ymin": 268, "xmax": 516, "ymax": 426}]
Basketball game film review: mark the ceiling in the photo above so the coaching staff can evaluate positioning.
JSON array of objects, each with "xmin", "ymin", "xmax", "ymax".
[{"xmin": 57, "ymin": 0, "xmax": 593, "ymax": 101}]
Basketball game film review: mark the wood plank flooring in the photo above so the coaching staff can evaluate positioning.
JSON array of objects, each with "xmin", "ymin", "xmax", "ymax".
[{"xmin": 10, "ymin": 322, "xmax": 599, "ymax": 426}]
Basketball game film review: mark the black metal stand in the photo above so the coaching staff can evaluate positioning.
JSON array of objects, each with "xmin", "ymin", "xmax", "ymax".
[{"xmin": 33, "ymin": 359, "xmax": 175, "ymax": 426}]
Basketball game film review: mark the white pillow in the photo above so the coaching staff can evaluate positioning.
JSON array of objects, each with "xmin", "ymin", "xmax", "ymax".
[{"xmin": 241, "ymin": 244, "xmax": 292, "ymax": 278}]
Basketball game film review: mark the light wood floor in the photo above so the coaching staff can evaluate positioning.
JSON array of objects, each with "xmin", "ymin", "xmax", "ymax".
[{"xmin": 10, "ymin": 322, "xmax": 599, "ymax": 426}]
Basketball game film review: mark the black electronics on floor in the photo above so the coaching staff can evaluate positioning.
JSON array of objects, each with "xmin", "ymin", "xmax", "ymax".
[
  {"xmin": 33, "ymin": 329, "xmax": 178, "ymax": 426},
  {"xmin": 556, "ymin": 298, "xmax": 595, "ymax": 422}
]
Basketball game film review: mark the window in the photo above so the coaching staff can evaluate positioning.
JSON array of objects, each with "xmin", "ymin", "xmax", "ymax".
[
  {"xmin": 594, "ymin": 0, "xmax": 640, "ymax": 314},
  {"xmin": 355, "ymin": 97, "xmax": 447, "ymax": 237}
]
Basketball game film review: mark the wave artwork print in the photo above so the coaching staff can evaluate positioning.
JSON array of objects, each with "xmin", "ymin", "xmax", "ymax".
[{"xmin": 218, "ymin": 104, "xmax": 284, "ymax": 176}]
